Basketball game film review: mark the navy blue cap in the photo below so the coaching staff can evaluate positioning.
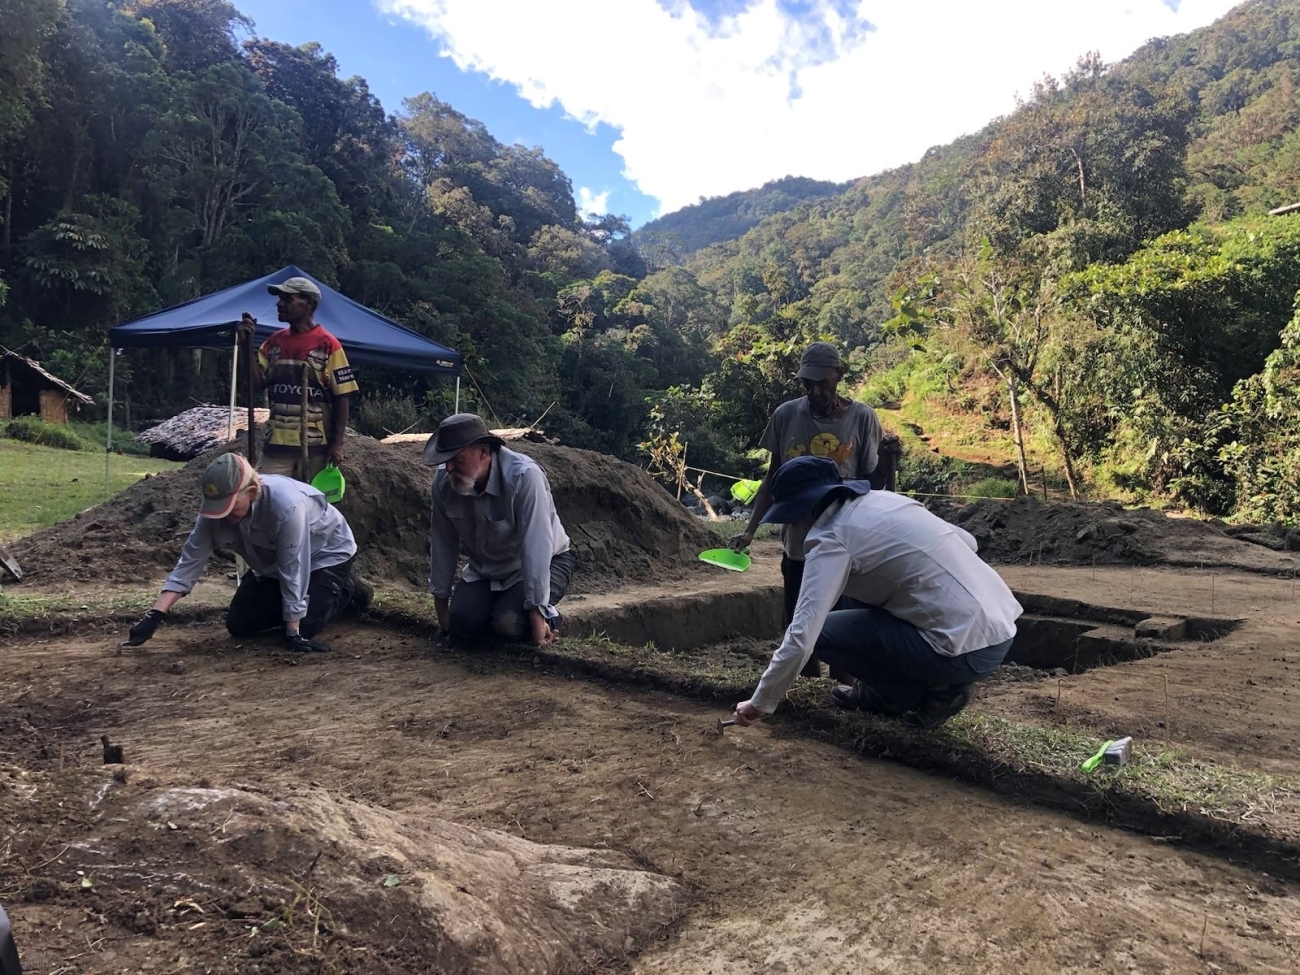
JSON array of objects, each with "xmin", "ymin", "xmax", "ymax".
[{"xmin": 759, "ymin": 456, "xmax": 871, "ymax": 525}]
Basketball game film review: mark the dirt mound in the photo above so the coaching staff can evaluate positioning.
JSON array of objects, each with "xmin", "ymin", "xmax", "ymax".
[
  {"xmin": 933, "ymin": 495, "xmax": 1300, "ymax": 573},
  {"xmin": 509, "ymin": 440, "xmax": 719, "ymax": 582},
  {"xmin": 11, "ymin": 436, "xmax": 719, "ymax": 591},
  {"xmin": 1, "ymin": 765, "xmax": 681, "ymax": 974}
]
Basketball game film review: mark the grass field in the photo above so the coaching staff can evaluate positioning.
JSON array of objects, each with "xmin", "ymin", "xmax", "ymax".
[{"xmin": 0, "ymin": 439, "xmax": 181, "ymax": 542}]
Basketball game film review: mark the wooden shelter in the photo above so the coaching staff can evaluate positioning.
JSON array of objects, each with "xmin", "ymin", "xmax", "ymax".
[
  {"xmin": 0, "ymin": 348, "xmax": 94, "ymax": 425},
  {"xmin": 136, "ymin": 405, "xmax": 271, "ymax": 460}
]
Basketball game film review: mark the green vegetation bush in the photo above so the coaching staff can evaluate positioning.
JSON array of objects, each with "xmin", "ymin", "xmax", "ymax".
[
  {"xmin": 66, "ymin": 420, "xmax": 153, "ymax": 456},
  {"xmin": 859, "ymin": 360, "xmax": 911, "ymax": 409},
  {"xmin": 897, "ymin": 449, "xmax": 970, "ymax": 497},
  {"xmin": 3, "ymin": 418, "xmax": 96, "ymax": 452},
  {"xmin": 352, "ymin": 395, "xmax": 434, "ymax": 440},
  {"xmin": 965, "ymin": 477, "xmax": 1020, "ymax": 499}
]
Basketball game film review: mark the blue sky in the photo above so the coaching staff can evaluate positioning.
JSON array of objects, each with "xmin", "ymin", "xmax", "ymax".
[
  {"xmin": 234, "ymin": 0, "xmax": 1242, "ymax": 228},
  {"xmin": 234, "ymin": 0, "xmax": 659, "ymax": 224}
]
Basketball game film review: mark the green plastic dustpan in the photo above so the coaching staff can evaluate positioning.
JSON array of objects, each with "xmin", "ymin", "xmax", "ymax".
[
  {"xmin": 699, "ymin": 548, "xmax": 751, "ymax": 572},
  {"xmin": 312, "ymin": 462, "xmax": 346, "ymax": 504},
  {"xmin": 730, "ymin": 478, "xmax": 762, "ymax": 505}
]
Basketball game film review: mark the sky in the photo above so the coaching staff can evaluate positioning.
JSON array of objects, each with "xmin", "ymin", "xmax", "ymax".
[{"xmin": 232, "ymin": 0, "xmax": 1245, "ymax": 227}]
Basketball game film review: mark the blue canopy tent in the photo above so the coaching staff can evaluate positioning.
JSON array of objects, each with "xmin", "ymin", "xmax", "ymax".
[{"xmin": 103, "ymin": 265, "xmax": 463, "ymax": 488}]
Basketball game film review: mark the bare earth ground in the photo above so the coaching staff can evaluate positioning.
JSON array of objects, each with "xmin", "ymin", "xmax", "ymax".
[
  {"xmin": 8, "ymin": 480, "xmax": 1300, "ymax": 973},
  {"xmin": 3, "ymin": 621, "xmax": 1300, "ymax": 975},
  {"xmin": 990, "ymin": 565, "xmax": 1300, "ymax": 774}
]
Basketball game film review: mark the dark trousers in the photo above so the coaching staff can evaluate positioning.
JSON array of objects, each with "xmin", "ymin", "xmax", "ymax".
[
  {"xmin": 449, "ymin": 551, "xmax": 576, "ymax": 642},
  {"xmin": 226, "ymin": 557, "xmax": 359, "ymax": 639},
  {"xmin": 814, "ymin": 606, "xmax": 1013, "ymax": 711},
  {"xmin": 783, "ymin": 555, "xmax": 863, "ymax": 678},
  {"xmin": 0, "ymin": 902, "xmax": 18, "ymax": 975},
  {"xmin": 782, "ymin": 555, "xmax": 821, "ymax": 677}
]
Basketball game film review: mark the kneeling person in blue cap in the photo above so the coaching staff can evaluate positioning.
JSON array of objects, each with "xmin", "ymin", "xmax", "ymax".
[
  {"xmin": 731, "ymin": 456, "xmax": 1022, "ymax": 729},
  {"xmin": 123, "ymin": 453, "xmax": 370, "ymax": 652},
  {"xmin": 423, "ymin": 413, "xmax": 575, "ymax": 647}
]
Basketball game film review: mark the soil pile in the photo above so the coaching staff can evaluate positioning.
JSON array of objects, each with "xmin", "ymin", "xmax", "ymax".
[
  {"xmin": 510, "ymin": 440, "xmax": 719, "ymax": 584},
  {"xmin": 12, "ymin": 436, "xmax": 719, "ymax": 590},
  {"xmin": 1, "ymin": 765, "xmax": 681, "ymax": 974},
  {"xmin": 932, "ymin": 495, "xmax": 1299, "ymax": 572}
]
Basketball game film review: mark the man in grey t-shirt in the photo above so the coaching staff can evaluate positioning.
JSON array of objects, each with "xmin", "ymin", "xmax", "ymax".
[{"xmin": 731, "ymin": 341, "xmax": 883, "ymax": 676}]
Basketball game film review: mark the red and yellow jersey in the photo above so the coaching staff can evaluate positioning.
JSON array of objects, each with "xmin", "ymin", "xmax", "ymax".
[{"xmin": 257, "ymin": 324, "xmax": 359, "ymax": 454}]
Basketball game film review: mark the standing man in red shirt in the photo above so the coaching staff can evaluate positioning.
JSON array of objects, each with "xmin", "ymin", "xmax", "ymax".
[{"xmin": 238, "ymin": 277, "xmax": 359, "ymax": 482}]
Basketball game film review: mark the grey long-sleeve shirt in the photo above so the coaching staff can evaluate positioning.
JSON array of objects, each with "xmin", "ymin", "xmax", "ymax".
[
  {"xmin": 749, "ymin": 491, "xmax": 1023, "ymax": 713},
  {"xmin": 163, "ymin": 475, "xmax": 357, "ymax": 621},
  {"xmin": 428, "ymin": 447, "xmax": 571, "ymax": 614}
]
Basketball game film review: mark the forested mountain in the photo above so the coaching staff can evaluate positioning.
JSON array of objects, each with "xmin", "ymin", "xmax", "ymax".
[
  {"xmin": 660, "ymin": 0, "xmax": 1300, "ymax": 513},
  {"xmin": 4, "ymin": 0, "xmax": 1300, "ymax": 520},
  {"xmin": 636, "ymin": 176, "xmax": 849, "ymax": 254}
]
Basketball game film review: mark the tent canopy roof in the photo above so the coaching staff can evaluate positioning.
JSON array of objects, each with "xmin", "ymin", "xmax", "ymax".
[{"xmin": 108, "ymin": 266, "xmax": 461, "ymax": 375}]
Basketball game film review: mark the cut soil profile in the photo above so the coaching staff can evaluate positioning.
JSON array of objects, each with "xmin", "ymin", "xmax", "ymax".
[{"xmin": 9, "ymin": 436, "xmax": 719, "ymax": 593}]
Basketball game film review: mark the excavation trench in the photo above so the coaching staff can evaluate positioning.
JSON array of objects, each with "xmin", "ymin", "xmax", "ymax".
[{"xmin": 564, "ymin": 585, "xmax": 1242, "ymax": 675}]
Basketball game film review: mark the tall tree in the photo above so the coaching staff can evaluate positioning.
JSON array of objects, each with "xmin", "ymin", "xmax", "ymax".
[{"xmin": 144, "ymin": 61, "xmax": 296, "ymax": 249}]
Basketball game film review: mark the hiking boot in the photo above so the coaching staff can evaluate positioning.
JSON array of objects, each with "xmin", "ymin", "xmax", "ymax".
[
  {"xmin": 831, "ymin": 682, "xmax": 904, "ymax": 716},
  {"xmin": 904, "ymin": 684, "xmax": 974, "ymax": 730},
  {"xmin": 351, "ymin": 576, "xmax": 375, "ymax": 614}
]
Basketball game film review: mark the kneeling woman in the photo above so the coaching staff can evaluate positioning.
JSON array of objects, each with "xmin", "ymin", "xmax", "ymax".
[
  {"xmin": 124, "ymin": 453, "xmax": 370, "ymax": 653},
  {"xmin": 732, "ymin": 456, "xmax": 1021, "ymax": 730}
]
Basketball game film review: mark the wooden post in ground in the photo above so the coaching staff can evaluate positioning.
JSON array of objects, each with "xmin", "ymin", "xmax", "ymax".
[
  {"xmin": 299, "ymin": 362, "xmax": 310, "ymax": 482},
  {"xmin": 244, "ymin": 333, "xmax": 257, "ymax": 466}
]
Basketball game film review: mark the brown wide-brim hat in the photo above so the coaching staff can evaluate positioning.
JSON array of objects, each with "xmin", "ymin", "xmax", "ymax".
[{"xmin": 422, "ymin": 413, "xmax": 504, "ymax": 467}]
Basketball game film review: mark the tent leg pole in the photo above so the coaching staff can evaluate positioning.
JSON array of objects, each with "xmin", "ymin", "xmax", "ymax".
[
  {"xmin": 105, "ymin": 350, "xmax": 116, "ymax": 495},
  {"xmin": 228, "ymin": 334, "xmax": 239, "ymax": 441},
  {"xmin": 454, "ymin": 375, "xmax": 460, "ymax": 414}
]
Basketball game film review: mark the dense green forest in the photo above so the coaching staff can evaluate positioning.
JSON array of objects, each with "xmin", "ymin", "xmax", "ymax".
[
  {"xmin": 3, "ymin": 0, "xmax": 1300, "ymax": 520},
  {"xmin": 636, "ymin": 176, "xmax": 850, "ymax": 253}
]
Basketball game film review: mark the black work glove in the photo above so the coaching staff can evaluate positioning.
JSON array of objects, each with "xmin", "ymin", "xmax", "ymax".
[
  {"xmin": 285, "ymin": 633, "xmax": 332, "ymax": 653},
  {"xmin": 125, "ymin": 609, "xmax": 166, "ymax": 646}
]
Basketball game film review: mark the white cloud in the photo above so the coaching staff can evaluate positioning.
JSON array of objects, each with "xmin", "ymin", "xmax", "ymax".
[
  {"xmin": 378, "ymin": 0, "xmax": 1242, "ymax": 215},
  {"xmin": 576, "ymin": 186, "xmax": 611, "ymax": 216}
]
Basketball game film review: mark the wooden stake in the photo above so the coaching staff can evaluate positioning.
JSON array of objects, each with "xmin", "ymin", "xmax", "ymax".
[
  {"xmin": 1199, "ymin": 914, "xmax": 1208, "ymax": 958},
  {"xmin": 1210, "ymin": 574, "xmax": 1215, "ymax": 616},
  {"xmin": 1163, "ymin": 673, "xmax": 1171, "ymax": 748},
  {"xmin": 677, "ymin": 442, "xmax": 686, "ymax": 502},
  {"xmin": 1056, "ymin": 678, "xmax": 1063, "ymax": 707},
  {"xmin": 244, "ymin": 331, "xmax": 257, "ymax": 465},
  {"xmin": 299, "ymin": 362, "xmax": 310, "ymax": 483}
]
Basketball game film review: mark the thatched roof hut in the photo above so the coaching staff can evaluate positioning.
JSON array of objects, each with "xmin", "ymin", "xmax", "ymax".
[
  {"xmin": 136, "ymin": 405, "xmax": 270, "ymax": 460},
  {"xmin": 1, "ymin": 347, "xmax": 94, "ymax": 425}
]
